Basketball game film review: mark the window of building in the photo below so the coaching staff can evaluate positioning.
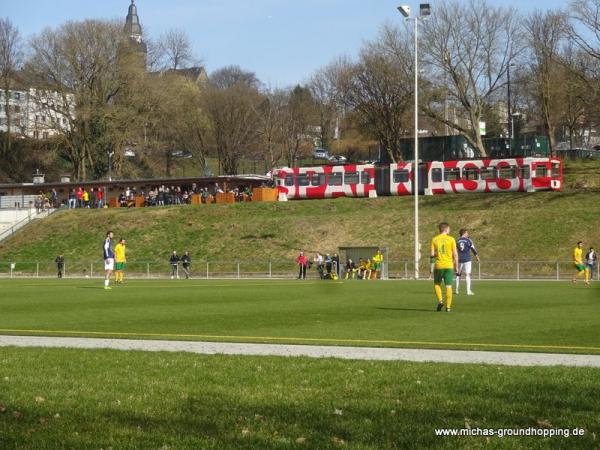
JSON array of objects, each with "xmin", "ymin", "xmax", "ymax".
[
  {"xmin": 463, "ymin": 168, "xmax": 480, "ymax": 180},
  {"xmin": 361, "ymin": 171, "xmax": 371, "ymax": 184},
  {"xmin": 14, "ymin": 105, "xmax": 20, "ymax": 113},
  {"xmin": 42, "ymin": 132, "xmax": 49, "ymax": 139},
  {"xmin": 344, "ymin": 171, "xmax": 359, "ymax": 184},
  {"xmin": 444, "ymin": 168, "xmax": 461, "ymax": 181},
  {"xmin": 33, "ymin": 131, "xmax": 39, "ymax": 139},
  {"xmin": 498, "ymin": 166, "xmax": 517, "ymax": 179},
  {"xmin": 328, "ymin": 173, "xmax": 343, "ymax": 186},
  {"xmin": 519, "ymin": 165, "xmax": 531, "ymax": 179},
  {"xmin": 13, "ymin": 92, "xmax": 20, "ymax": 100},
  {"xmin": 393, "ymin": 169, "xmax": 410, "ymax": 183}
]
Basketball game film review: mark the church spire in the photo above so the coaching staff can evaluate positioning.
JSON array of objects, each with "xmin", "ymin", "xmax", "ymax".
[{"xmin": 124, "ymin": 0, "xmax": 143, "ymax": 43}]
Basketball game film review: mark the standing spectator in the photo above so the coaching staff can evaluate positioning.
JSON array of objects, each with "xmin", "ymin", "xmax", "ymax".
[
  {"xmin": 89, "ymin": 188, "xmax": 96, "ymax": 208},
  {"xmin": 51, "ymin": 189, "xmax": 58, "ymax": 208},
  {"xmin": 96, "ymin": 187, "xmax": 104, "ymax": 208},
  {"xmin": 332, "ymin": 253, "xmax": 340, "ymax": 277},
  {"xmin": 55, "ymin": 255, "xmax": 64, "ymax": 278},
  {"xmin": 182, "ymin": 251, "xmax": 191, "ymax": 279},
  {"xmin": 586, "ymin": 247, "xmax": 597, "ymax": 282},
  {"xmin": 68, "ymin": 189, "xmax": 76, "ymax": 209},
  {"xmin": 83, "ymin": 188, "xmax": 90, "ymax": 208},
  {"xmin": 325, "ymin": 254, "xmax": 333, "ymax": 277},
  {"xmin": 76, "ymin": 187, "xmax": 84, "ymax": 208},
  {"xmin": 296, "ymin": 251, "xmax": 308, "ymax": 280},
  {"xmin": 169, "ymin": 251, "xmax": 180, "ymax": 279},
  {"xmin": 314, "ymin": 252, "xmax": 324, "ymax": 279},
  {"xmin": 372, "ymin": 249, "xmax": 383, "ymax": 280}
]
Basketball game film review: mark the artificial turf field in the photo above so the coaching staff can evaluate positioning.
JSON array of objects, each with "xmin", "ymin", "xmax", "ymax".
[
  {"xmin": 0, "ymin": 279, "xmax": 599, "ymax": 449},
  {"xmin": 0, "ymin": 278, "xmax": 598, "ymax": 353}
]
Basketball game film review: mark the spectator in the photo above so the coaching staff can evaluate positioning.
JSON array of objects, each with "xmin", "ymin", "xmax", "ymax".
[
  {"xmin": 89, "ymin": 188, "xmax": 96, "ymax": 208},
  {"xmin": 169, "ymin": 251, "xmax": 180, "ymax": 279},
  {"xmin": 51, "ymin": 188, "xmax": 58, "ymax": 208},
  {"xmin": 96, "ymin": 187, "xmax": 104, "ymax": 208},
  {"xmin": 76, "ymin": 187, "xmax": 83, "ymax": 208},
  {"xmin": 332, "ymin": 253, "xmax": 340, "ymax": 277},
  {"xmin": 68, "ymin": 189, "xmax": 77, "ymax": 209},
  {"xmin": 344, "ymin": 258, "xmax": 357, "ymax": 280},
  {"xmin": 586, "ymin": 247, "xmax": 597, "ymax": 282},
  {"xmin": 296, "ymin": 251, "xmax": 308, "ymax": 280},
  {"xmin": 325, "ymin": 254, "xmax": 333, "ymax": 277},
  {"xmin": 182, "ymin": 251, "xmax": 191, "ymax": 279},
  {"xmin": 314, "ymin": 252, "xmax": 324, "ymax": 279},
  {"xmin": 83, "ymin": 188, "xmax": 90, "ymax": 208},
  {"xmin": 55, "ymin": 255, "xmax": 64, "ymax": 278},
  {"xmin": 357, "ymin": 258, "xmax": 366, "ymax": 279}
]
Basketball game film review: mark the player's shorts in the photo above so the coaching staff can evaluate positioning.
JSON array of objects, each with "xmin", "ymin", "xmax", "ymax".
[
  {"xmin": 574, "ymin": 263, "xmax": 586, "ymax": 272},
  {"xmin": 104, "ymin": 258, "xmax": 114, "ymax": 271},
  {"xmin": 434, "ymin": 268, "xmax": 454, "ymax": 285},
  {"xmin": 115, "ymin": 262, "xmax": 126, "ymax": 271},
  {"xmin": 373, "ymin": 262, "xmax": 381, "ymax": 271},
  {"xmin": 457, "ymin": 261, "xmax": 472, "ymax": 276}
]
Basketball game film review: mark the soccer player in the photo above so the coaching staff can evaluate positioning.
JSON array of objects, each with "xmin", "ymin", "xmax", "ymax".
[
  {"xmin": 373, "ymin": 250, "xmax": 383, "ymax": 279},
  {"xmin": 455, "ymin": 229, "xmax": 480, "ymax": 295},
  {"xmin": 103, "ymin": 231, "xmax": 114, "ymax": 290},
  {"xmin": 182, "ymin": 251, "xmax": 191, "ymax": 279},
  {"xmin": 114, "ymin": 238, "xmax": 127, "ymax": 284},
  {"xmin": 431, "ymin": 222, "xmax": 458, "ymax": 312},
  {"xmin": 572, "ymin": 241, "xmax": 590, "ymax": 285}
]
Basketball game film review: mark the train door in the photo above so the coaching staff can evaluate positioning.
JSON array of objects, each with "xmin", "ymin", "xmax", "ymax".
[
  {"xmin": 417, "ymin": 163, "xmax": 427, "ymax": 195},
  {"xmin": 375, "ymin": 165, "xmax": 390, "ymax": 196}
]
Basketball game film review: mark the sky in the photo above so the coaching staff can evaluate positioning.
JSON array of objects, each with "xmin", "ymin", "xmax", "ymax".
[{"xmin": 4, "ymin": 0, "xmax": 568, "ymax": 87}]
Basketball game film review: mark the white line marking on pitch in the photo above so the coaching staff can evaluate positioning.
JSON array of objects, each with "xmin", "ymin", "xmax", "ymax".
[{"xmin": 1, "ymin": 335, "xmax": 600, "ymax": 367}]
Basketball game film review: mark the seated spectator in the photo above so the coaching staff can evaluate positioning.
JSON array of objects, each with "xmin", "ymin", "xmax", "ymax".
[
  {"xmin": 357, "ymin": 258, "xmax": 366, "ymax": 279},
  {"xmin": 344, "ymin": 259, "xmax": 357, "ymax": 279},
  {"xmin": 363, "ymin": 259, "xmax": 373, "ymax": 281}
]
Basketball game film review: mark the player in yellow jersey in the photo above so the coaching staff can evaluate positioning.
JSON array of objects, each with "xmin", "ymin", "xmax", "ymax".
[
  {"xmin": 114, "ymin": 238, "xmax": 127, "ymax": 284},
  {"xmin": 572, "ymin": 241, "xmax": 589, "ymax": 285},
  {"xmin": 431, "ymin": 223, "xmax": 459, "ymax": 312}
]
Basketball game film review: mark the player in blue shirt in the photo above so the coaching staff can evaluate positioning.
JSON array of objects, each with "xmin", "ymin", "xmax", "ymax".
[
  {"xmin": 103, "ymin": 230, "xmax": 114, "ymax": 290},
  {"xmin": 455, "ymin": 228, "xmax": 479, "ymax": 295}
]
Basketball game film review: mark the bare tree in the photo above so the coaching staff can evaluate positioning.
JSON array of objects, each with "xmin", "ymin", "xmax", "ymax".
[
  {"xmin": 157, "ymin": 28, "xmax": 194, "ymax": 70},
  {"xmin": 525, "ymin": 10, "xmax": 569, "ymax": 151},
  {"xmin": 210, "ymin": 65, "xmax": 260, "ymax": 90},
  {"xmin": 340, "ymin": 24, "xmax": 414, "ymax": 162},
  {"xmin": 569, "ymin": 0, "xmax": 600, "ymax": 59},
  {"xmin": 254, "ymin": 89, "xmax": 286, "ymax": 170},
  {"xmin": 27, "ymin": 20, "xmax": 129, "ymax": 180},
  {"xmin": 421, "ymin": 0, "xmax": 522, "ymax": 156},
  {"xmin": 0, "ymin": 17, "xmax": 23, "ymax": 157}
]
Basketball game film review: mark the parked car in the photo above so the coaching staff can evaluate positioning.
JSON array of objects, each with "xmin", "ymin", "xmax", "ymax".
[
  {"xmin": 313, "ymin": 148, "xmax": 329, "ymax": 159},
  {"xmin": 327, "ymin": 155, "xmax": 347, "ymax": 164}
]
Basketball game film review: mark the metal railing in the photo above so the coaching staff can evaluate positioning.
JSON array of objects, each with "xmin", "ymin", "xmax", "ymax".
[{"xmin": 0, "ymin": 260, "xmax": 598, "ymax": 281}]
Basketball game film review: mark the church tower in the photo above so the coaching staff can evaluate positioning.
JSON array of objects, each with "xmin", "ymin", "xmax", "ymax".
[{"xmin": 123, "ymin": 0, "xmax": 147, "ymax": 59}]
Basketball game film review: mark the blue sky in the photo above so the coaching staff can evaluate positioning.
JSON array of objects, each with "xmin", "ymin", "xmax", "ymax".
[{"xmin": 5, "ymin": 0, "xmax": 567, "ymax": 87}]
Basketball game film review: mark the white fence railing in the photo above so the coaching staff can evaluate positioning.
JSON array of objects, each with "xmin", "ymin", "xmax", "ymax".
[{"xmin": 0, "ymin": 260, "xmax": 598, "ymax": 281}]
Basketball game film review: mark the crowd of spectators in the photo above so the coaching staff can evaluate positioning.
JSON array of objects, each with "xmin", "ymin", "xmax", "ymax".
[{"xmin": 31, "ymin": 182, "xmax": 262, "ymax": 211}]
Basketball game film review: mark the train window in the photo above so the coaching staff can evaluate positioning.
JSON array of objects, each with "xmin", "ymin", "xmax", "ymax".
[
  {"xmin": 519, "ymin": 166, "xmax": 531, "ymax": 179},
  {"xmin": 551, "ymin": 162, "xmax": 561, "ymax": 177},
  {"xmin": 463, "ymin": 168, "xmax": 479, "ymax": 180},
  {"xmin": 393, "ymin": 170, "xmax": 409, "ymax": 183},
  {"xmin": 535, "ymin": 165, "xmax": 547, "ymax": 178},
  {"xmin": 296, "ymin": 174, "xmax": 310, "ymax": 186},
  {"xmin": 284, "ymin": 175, "xmax": 294, "ymax": 186},
  {"xmin": 344, "ymin": 171, "xmax": 359, "ymax": 184},
  {"xmin": 361, "ymin": 171, "xmax": 371, "ymax": 184},
  {"xmin": 311, "ymin": 173, "xmax": 325, "ymax": 186},
  {"xmin": 444, "ymin": 168, "xmax": 461, "ymax": 181},
  {"xmin": 431, "ymin": 168, "xmax": 442, "ymax": 182},
  {"xmin": 498, "ymin": 166, "xmax": 517, "ymax": 179},
  {"xmin": 328, "ymin": 173, "xmax": 343, "ymax": 186},
  {"xmin": 480, "ymin": 168, "xmax": 496, "ymax": 180}
]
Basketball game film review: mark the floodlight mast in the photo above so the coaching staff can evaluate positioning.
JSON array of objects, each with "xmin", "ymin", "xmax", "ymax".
[{"xmin": 398, "ymin": 3, "xmax": 431, "ymax": 280}]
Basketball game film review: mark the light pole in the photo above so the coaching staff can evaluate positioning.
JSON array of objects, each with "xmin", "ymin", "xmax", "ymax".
[
  {"xmin": 398, "ymin": 3, "xmax": 430, "ymax": 280},
  {"xmin": 107, "ymin": 151, "xmax": 114, "ymax": 182}
]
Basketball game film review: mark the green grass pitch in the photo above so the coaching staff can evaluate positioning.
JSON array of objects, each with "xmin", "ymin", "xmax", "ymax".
[{"xmin": 0, "ymin": 278, "xmax": 598, "ymax": 353}]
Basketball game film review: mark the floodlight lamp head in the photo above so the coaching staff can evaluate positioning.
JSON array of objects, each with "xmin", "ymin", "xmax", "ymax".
[
  {"xmin": 398, "ymin": 5, "xmax": 411, "ymax": 18},
  {"xmin": 419, "ymin": 3, "xmax": 431, "ymax": 16}
]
